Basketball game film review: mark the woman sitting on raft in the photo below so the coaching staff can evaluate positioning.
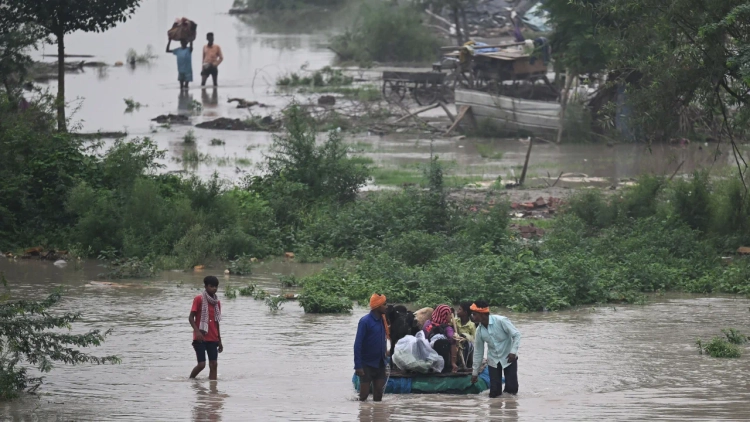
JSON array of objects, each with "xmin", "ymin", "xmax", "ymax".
[{"xmin": 422, "ymin": 304, "xmax": 458, "ymax": 373}]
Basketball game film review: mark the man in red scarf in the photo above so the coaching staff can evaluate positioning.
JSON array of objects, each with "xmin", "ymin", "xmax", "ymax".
[{"xmin": 353, "ymin": 293, "xmax": 389, "ymax": 401}]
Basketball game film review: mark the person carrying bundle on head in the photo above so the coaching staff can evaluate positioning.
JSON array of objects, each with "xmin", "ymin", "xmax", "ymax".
[{"xmin": 166, "ymin": 17, "xmax": 197, "ymax": 90}]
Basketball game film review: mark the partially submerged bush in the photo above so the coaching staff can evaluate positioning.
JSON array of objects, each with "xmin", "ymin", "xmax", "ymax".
[
  {"xmin": 330, "ymin": 3, "xmax": 440, "ymax": 63},
  {"xmin": 277, "ymin": 66, "xmax": 353, "ymax": 87},
  {"xmin": 298, "ymin": 286, "xmax": 353, "ymax": 313},
  {"xmin": 722, "ymin": 328, "xmax": 747, "ymax": 345},
  {"xmin": 238, "ymin": 284, "xmax": 257, "ymax": 296},
  {"xmin": 228, "ymin": 255, "xmax": 254, "ymax": 275},
  {"xmin": 697, "ymin": 337, "xmax": 742, "ymax": 358},
  {"xmin": 99, "ymin": 257, "xmax": 155, "ymax": 279}
]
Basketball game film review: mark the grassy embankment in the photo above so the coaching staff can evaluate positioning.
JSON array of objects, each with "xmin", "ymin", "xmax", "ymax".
[{"xmin": 4, "ymin": 94, "xmax": 750, "ymax": 315}]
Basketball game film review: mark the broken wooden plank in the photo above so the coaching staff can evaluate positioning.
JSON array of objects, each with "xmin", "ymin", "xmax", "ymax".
[
  {"xmin": 393, "ymin": 103, "xmax": 440, "ymax": 124},
  {"xmin": 445, "ymin": 105, "xmax": 471, "ymax": 135},
  {"xmin": 438, "ymin": 101, "xmax": 455, "ymax": 122}
]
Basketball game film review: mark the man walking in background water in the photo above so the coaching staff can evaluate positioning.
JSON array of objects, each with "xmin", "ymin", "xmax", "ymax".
[
  {"xmin": 470, "ymin": 300, "xmax": 521, "ymax": 398},
  {"xmin": 353, "ymin": 293, "xmax": 389, "ymax": 402},
  {"xmin": 201, "ymin": 32, "xmax": 223, "ymax": 87}
]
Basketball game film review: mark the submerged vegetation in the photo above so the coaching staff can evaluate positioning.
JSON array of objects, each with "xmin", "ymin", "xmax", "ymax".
[
  {"xmin": 277, "ymin": 66, "xmax": 353, "ymax": 88},
  {"xmin": 697, "ymin": 329, "xmax": 747, "ymax": 358},
  {"xmin": 330, "ymin": 2, "xmax": 440, "ymax": 64}
]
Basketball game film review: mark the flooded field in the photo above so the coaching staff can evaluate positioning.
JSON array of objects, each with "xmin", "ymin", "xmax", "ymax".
[
  {"xmin": 2, "ymin": 258, "xmax": 750, "ymax": 420},
  {"xmin": 33, "ymin": 0, "xmax": 738, "ymax": 188}
]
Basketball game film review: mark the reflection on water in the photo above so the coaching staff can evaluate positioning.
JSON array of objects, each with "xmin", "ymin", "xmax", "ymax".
[
  {"xmin": 2, "ymin": 257, "xmax": 750, "ymax": 420},
  {"xmin": 179, "ymin": 90, "xmax": 194, "ymax": 115},
  {"xmin": 192, "ymin": 381, "xmax": 227, "ymax": 422},
  {"xmin": 202, "ymin": 87, "xmax": 219, "ymax": 109}
]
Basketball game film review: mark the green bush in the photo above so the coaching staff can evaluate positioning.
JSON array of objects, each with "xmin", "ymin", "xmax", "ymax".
[
  {"xmin": 697, "ymin": 337, "xmax": 742, "ymax": 358},
  {"xmin": 722, "ymin": 328, "xmax": 747, "ymax": 345},
  {"xmin": 255, "ymin": 105, "xmax": 369, "ymax": 205},
  {"xmin": 671, "ymin": 171, "xmax": 712, "ymax": 231},
  {"xmin": 238, "ymin": 284, "xmax": 257, "ymax": 296},
  {"xmin": 298, "ymin": 288, "xmax": 353, "ymax": 313},
  {"xmin": 385, "ymin": 231, "xmax": 445, "ymax": 266},
  {"xmin": 228, "ymin": 255, "xmax": 254, "ymax": 275},
  {"xmin": 330, "ymin": 3, "xmax": 440, "ymax": 63},
  {"xmin": 99, "ymin": 257, "xmax": 154, "ymax": 279}
]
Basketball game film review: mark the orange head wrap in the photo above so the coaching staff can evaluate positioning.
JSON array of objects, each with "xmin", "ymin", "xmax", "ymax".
[
  {"xmin": 369, "ymin": 293, "xmax": 389, "ymax": 340},
  {"xmin": 470, "ymin": 303, "xmax": 490, "ymax": 314},
  {"xmin": 370, "ymin": 293, "xmax": 387, "ymax": 310}
]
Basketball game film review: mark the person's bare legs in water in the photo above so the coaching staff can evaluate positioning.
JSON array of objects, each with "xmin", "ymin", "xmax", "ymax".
[{"xmin": 358, "ymin": 378, "xmax": 386, "ymax": 402}]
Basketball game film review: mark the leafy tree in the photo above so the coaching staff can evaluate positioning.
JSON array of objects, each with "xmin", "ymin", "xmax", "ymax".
[
  {"xmin": 0, "ymin": 275, "xmax": 119, "ymax": 399},
  {"xmin": 5, "ymin": 0, "xmax": 142, "ymax": 131},
  {"xmin": 546, "ymin": 0, "xmax": 750, "ymax": 174},
  {"xmin": 0, "ymin": 15, "xmax": 44, "ymax": 104}
]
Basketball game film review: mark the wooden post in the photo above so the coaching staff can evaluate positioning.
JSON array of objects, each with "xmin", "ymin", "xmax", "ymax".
[
  {"xmin": 556, "ymin": 69, "xmax": 573, "ymax": 144},
  {"xmin": 452, "ymin": 7, "xmax": 463, "ymax": 46},
  {"xmin": 519, "ymin": 137, "xmax": 534, "ymax": 185}
]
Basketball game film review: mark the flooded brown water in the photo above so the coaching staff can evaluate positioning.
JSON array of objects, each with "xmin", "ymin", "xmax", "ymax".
[
  {"xmin": 2, "ymin": 258, "xmax": 750, "ymax": 420},
  {"xmin": 14, "ymin": 3, "xmax": 750, "ymax": 418}
]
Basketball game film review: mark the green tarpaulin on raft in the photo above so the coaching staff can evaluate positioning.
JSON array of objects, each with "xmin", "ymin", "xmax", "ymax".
[
  {"xmin": 352, "ymin": 367, "xmax": 491, "ymax": 395},
  {"xmin": 411, "ymin": 374, "xmax": 489, "ymax": 394}
]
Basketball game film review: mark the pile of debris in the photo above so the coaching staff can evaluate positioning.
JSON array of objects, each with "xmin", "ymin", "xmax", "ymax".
[
  {"xmin": 6, "ymin": 247, "xmax": 69, "ymax": 261},
  {"xmin": 509, "ymin": 222, "xmax": 546, "ymax": 239},
  {"xmin": 152, "ymin": 114, "xmax": 191, "ymax": 124},
  {"xmin": 510, "ymin": 196, "xmax": 562, "ymax": 218},
  {"xmin": 195, "ymin": 116, "xmax": 279, "ymax": 131},
  {"xmin": 428, "ymin": 0, "xmax": 549, "ymax": 40}
]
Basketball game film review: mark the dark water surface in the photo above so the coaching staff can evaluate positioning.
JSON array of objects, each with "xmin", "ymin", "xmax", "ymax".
[{"xmin": 1, "ymin": 258, "xmax": 750, "ymax": 421}]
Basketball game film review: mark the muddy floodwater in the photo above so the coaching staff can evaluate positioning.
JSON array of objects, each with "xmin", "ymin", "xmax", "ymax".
[
  {"xmin": 2, "ymin": 258, "xmax": 750, "ymax": 421},
  {"xmin": 34, "ymin": 0, "xmax": 739, "ymax": 188},
  {"xmin": 11, "ymin": 1, "xmax": 750, "ymax": 420}
]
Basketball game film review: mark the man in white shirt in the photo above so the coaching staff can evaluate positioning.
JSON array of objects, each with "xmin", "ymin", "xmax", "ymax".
[{"xmin": 470, "ymin": 300, "xmax": 521, "ymax": 397}]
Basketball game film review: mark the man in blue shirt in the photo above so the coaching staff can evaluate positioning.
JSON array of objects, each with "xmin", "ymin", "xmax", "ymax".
[
  {"xmin": 470, "ymin": 300, "xmax": 522, "ymax": 398},
  {"xmin": 354, "ymin": 293, "xmax": 389, "ymax": 401}
]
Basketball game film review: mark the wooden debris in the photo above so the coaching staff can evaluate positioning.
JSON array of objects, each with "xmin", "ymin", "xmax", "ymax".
[
  {"xmin": 445, "ymin": 105, "xmax": 471, "ymax": 135},
  {"xmin": 518, "ymin": 137, "xmax": 534, "ymax": 186},
  {"xmin": 393, "ymin": 103, "xmax": 440, "ymax": 124}
]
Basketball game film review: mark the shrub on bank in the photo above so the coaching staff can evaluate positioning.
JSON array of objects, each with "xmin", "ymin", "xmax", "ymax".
[{"xmin": 329, "ymin": 2, "xmax": 440, "ymax": 63}]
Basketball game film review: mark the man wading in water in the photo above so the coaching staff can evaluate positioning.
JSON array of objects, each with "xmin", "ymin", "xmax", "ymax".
[
  {"xmin": 353, "ymin": 293, "xmax": 389, "ymax": 402},
  {"xmin": 201, "ymin": 32, "xmax": 223, "ymax": 87},
  {"xmin": 470, "ymin": 300, "xmax": 521, "ymax": 397},
  {"xmin": 189, "ymin": 276, "xmax": 223, "ymax": 380}
]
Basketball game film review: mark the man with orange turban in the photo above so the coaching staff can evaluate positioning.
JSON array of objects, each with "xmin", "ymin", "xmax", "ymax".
[
  {"xmin": 353, "ymin": 293, "xmax": 389, "ymax": 401},
  {"xmin": 470, "ymin": 299, "xmax": 522, "ymax": 398}
]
